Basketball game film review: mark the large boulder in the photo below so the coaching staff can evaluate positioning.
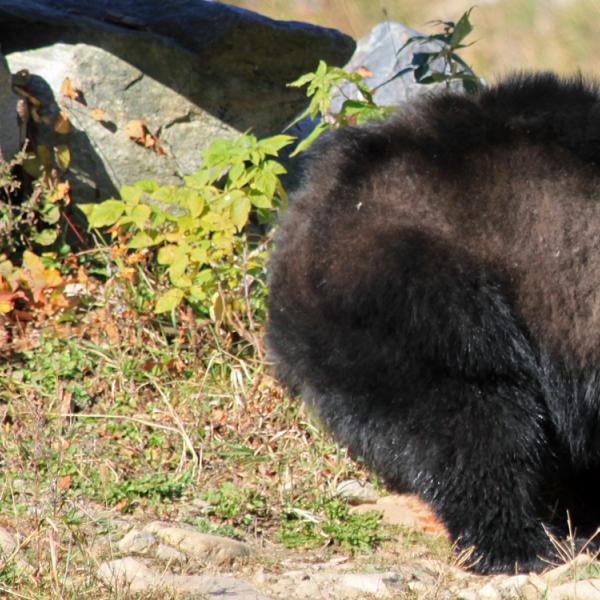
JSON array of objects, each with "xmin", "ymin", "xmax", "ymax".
[
  {"xmin": 0, "ymin": 0, "xmax": 354, "ymax": 137},
  {"xmin": 1, "ymin": 0, "xmax": 355, "ymax": 203},
  {"xmin": 0, "ymin": 52, "xmax": 18, "ymax": 161}
]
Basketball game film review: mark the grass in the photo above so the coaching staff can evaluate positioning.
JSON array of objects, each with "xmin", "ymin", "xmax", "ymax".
[
  {"xmin": 231, "ymin": 0, "xmax": 600, "ymax": 78},
  {"xmin": 0, "ymin": 276, "xmax": 411, "ymax": 597}
]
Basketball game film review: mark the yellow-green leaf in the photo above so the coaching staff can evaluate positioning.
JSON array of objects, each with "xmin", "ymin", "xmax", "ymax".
[
  {"xmin": 155, "ymin": 288, "xmax": 184, "ymax": 313},
  {"xmin": 88, "ymin": 200, "xmax": 125, "ymax": 227},
  {"xmin": 189, "ymin": 247, "xmax": 208, "ymax": 265},
  {"xmin": 127, "ymin": 231, "xmax": 154, "ymax": 248},
  {"xmin": 130, "ymin": 204, "xmax": 151, "ymax": 228},
  {"xmin": 209, "ymin": 291, "xmax": 226, "ymax": 323},
  {"xmin": 157, "ymin": 245, "xmax": 178, "ymax": 265},
  {"xmin": 54, "ymin": 145, "xmax": 70, "ymax": 171},
  {"xmin": 230, "ymin": 196, "xmax": 251, "ymax": 231},
  {"xmin": 186, "ymin": 194, "xmax": 205, "ymax": 218},
  {"xmin": 32, "ymin": 228, "xmax": 58, "ymax": 246}
]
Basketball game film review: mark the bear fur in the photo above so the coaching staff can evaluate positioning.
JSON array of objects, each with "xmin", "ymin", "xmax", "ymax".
[{"xmin": 266, "ymin": 72, "xmax": 600, "ymax": 573}]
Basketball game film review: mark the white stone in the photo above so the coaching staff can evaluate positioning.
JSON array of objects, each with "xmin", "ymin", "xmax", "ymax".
[
  {"xmin": 548, "ymin": 579, "xmax": 600, "ymax": 600},
  {"xmin": 116, "ymin": 529, "xmax": 156, "ymax": 554},
  {"xmin": 336, "ymin": 479, "xmax": 379, "ymax": 504},
  {"xmin": 339, "ymin": 572, "xmax": 396, "ymax": 596},
  {"xmin": 155, "ymin": 543, "xmax": 186, "ymax": 562},
  {"xmin": 143, "ymin": 523, "xmax": 249, "ymax": 564},
  {"xmin": 97, "ymin": 557, "xmax": 268, "ymax": 598}
]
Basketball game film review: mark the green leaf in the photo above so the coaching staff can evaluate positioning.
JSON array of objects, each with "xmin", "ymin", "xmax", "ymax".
[
  {"xmin": 22, "ymin": 155, "xmax": 42, "ymax": 178},
  {"xmin": 32, "ymin": 228, "xmax": 58, "ymax": 246},
  {"xmin": 290, "ymin": 122, "xmax": 329, "ymax": 157},
  {"xmin": 130, "ymin": 204, "xmax": 151, "ymax": 228},
  {"xmin": 258, "ymin": 135, "xmax": 295, "ymax": 156},
  {"xmin": 209, "ymin": 292, "xmax": 225, "ymax": 323},
  {"xmin": 449, "ymin": 8, "xmax": 474, "ymax": 48},
  {"xmin": 78, "ymin": 204, "xmax": 95, "ymax": 218},
  {"xmin": 152, "ymin": 185, "xmax": 182, "ymax": 204},
  {"xmin": 230, "ymin": 196, "xmax": 251, "ymax": 231},
  {"xmin": 155, "ymin": 288, "xmax": 184, "ymax": 313},
  {"xmin": 168, "ymin": 254, "xmax": 190, "ymax": 280},
  {"xmin": 185, "ymin": 193, "xmax": 205, "ymax": 218},
  {"xmin": 194, "ymin": 269, "xmax": 213, "ymax": 285},
  {"xmin": 120, "ymin": 184, "xmax": 143, "ymax": 205},
  {"xmin": 188, "ymin": 286, "xmax": 207, "ymax": 302},
  {"xmin": 127, "ymin": 231, "xmax": 155, "ymax": 249},
  {"xmin": 54, "ymin": 145, "xmax": 70, "ymax": 171},
  {"xmin": 134, "ymin": 179, "xmax": 159, "ymax": 193},
  {"xmin": 88, "ymin": 200, "xmax": 125, "ymax": 227},
  {"xmin": 249, "ymin": 190, "xmax": 271, "ymax": 209},
  {"xmin": 157, "ymin": 245, "xmax": 178, "ymax": 265},
  {"xmin": 41, "ymin": 204, "xmax": 61, "ymax": 225},
  {"xmin": 190, "ymin": 247, "xmax": 208, "ymax": 265}
]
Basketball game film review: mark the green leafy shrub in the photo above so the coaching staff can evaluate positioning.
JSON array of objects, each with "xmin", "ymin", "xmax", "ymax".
[
  {"xmin": 278, "ymin": 498, "xmax": 384, "ymax": 553},
  {"xmin": 288, "ymin": 61, "xmax": 395, "ymax": 155},
  {"xmin": 398, "ymin": 8, "xmax": 482, "ymax": 93},
  {"xmin": 81, "ymin": 133, "xmax": 292, "ymax": 320},
  {"xmin": 202, "ymin": 482, "xmax": 269, "ymax": 526},
  {"xmin": 288, "ymin": 9, "xmax": 481, "ymax": 153}
]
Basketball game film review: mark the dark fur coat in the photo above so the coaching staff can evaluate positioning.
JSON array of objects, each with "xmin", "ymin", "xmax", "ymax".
[{"xmin": 267, "ymin": 73, "xmax": 600, "ymax": 573}]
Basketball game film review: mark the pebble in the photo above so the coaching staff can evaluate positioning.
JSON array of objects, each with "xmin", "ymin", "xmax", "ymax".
[
  {"xmin": 116, "ymin": 529, "xmax": 156, "ymax": 554},
  {"xmin": 143, "ymin": 522, "xmax": 250, "ymax": 564},
  {"xmin": 336, "ymin": 479, "xmax": 379, "ymax": 504},
  {"xmin": 97, "ymin": 557, "xmax": 268, "ymax": 598},
  {"xmin": 548, "ymin": 579, "xmax": 600, "ymax": 600}
]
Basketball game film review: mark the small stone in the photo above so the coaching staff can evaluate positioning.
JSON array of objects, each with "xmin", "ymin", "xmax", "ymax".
[
  {"xmin": 544, "ymin": 555, "xmax": 595, "ymax": 586},
  {"xmin": 339, "ymin": 572, "xmax": 397, "ymax": 597},
  {"xmin": 336, "ymin": 479, "xmax": 379, "ymax": 504},
  {"xmin": 116, "ymin": 529, "xmax": 156, "ymax": 554},
  {"xmin": 497, "ymin": 574, "xmax": 529, "ymax": 594},
  {"xmin": 191, "ymin": 498, "xmax": 211, "ymax": 511},
  {"xmin": 548, "ymin": 578, "xmax": 600, "ymax": 600},
  {"xmin": 477, "ymin": 582, "xmax": 501, "ymax": 600},
  {"xmin": 155, "ymin": 544, "xmax": 186, "ymax": 562},
  {"xmin": 143, "ymin": 523, "xmax": 250, "ymax": 564},
  {"xmin": 0, "ymin": 526, "xmax": 32, "ymax": 573},
  {"xmin": 0, "ymin": 527, "xmax": 17, "ymax": 556},
  {"xmin": 97, "ymin": 557, "xmax": 156, "ymax": 593},
  {"xmin": 97, "ymin": 557, "xmax": 268, "ymax": 598}
]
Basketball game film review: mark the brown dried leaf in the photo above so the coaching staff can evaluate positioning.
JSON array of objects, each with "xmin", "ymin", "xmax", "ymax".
[
  {"xmin": 60, "ymin": 77, "xmax": 79, "ymax": 100},
  {"xmin": 356, "ymin": 66, "xmax": 373, "ymax": 78},
  {"xmin": 90, "ymin": 107, "xmax": 106, "ymax": 121},
  {"xmin": 54, "ymin": 111, "xmax": 70, "ymax": 134},
  {"xmin": 124, "ymin": 119, "xmax": 146, "ymax": 142}
]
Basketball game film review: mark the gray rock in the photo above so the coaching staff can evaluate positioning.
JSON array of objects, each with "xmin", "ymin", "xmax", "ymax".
[
  {"xmin": 0, "ymin": 0, "xmax": 354, "ymax": 138},
  {"xmin": 143, "ymin": 522, "xmax": 250, "ymax": 564},
  {"xmin": 155, "ymin": 543, "xmax": 187, "ymax": 563},
  {"xmin": 0, "ymin": 526, "xmax": 32, "ymax": 573},
  {"xmin": 0, "ymin": 53, "xmax": 19, "ymax": 160},
  {"xmin": 548, "ymin": 579, "xmax": 600, "ymax": 600},
  {"xmin": 0, "ymin": 526, "xmax": 16, "ymax": 556},
  {"xmin": 336, "ymin": 479, "xmax": 379, "ymax": 504},
  {"xmin": 338, "ymin": 572, "xmax": 400, "ymax": 597},
  {"xmin": 543, "ymin": 555, "xmax": 596, "ymax": 586},
  {"xmin": 98, "ymin": 556, "xmax": 268, "ymax": 598},
  {"xmin": 115, "ymin": 528, "xmax": 156, "ymax": 554},
  {"xmin": 337, "ymin": 21, "xmax": 477, "ymax": 110},
  {"xmin": 7, "ymin": 42, "xmax": 235, "ymax": 203}
]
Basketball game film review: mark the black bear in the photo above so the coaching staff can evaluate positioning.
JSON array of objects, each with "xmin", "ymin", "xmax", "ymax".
[{"xmin": 266, "ymin": 72, "xmax": 600, "ymax": 573}]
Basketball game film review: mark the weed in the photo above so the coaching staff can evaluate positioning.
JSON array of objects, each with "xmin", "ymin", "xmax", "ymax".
[
  {"xmin": 202, "ymin": 482, "xmax": 269, "ymax": 526},
  {"xmin": 278, "ymin": 498, "xmax": 385, "ymax": 553}
]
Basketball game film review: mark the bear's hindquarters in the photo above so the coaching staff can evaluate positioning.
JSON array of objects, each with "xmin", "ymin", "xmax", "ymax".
[{"xmin": 268, "ymin": 229, "xmax": 560, "ymax": 572}]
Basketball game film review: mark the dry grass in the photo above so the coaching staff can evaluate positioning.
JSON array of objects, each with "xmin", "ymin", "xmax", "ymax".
[{"xmin": 231, "ymin": 0, "xmax": 600, "ymax": 78}]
